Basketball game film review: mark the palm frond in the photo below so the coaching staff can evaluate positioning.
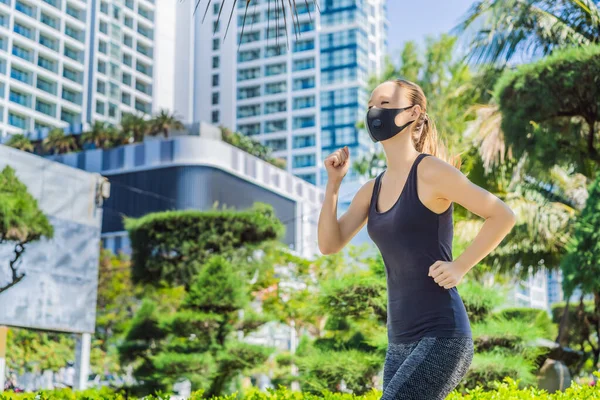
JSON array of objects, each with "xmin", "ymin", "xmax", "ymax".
[
  {"xmin": 453, "ymin": 0, "xmax": 600, "ymax": 65},
  {"xmin": 193, "ymin": 0, "xmax": 319, "ymax": 47}
]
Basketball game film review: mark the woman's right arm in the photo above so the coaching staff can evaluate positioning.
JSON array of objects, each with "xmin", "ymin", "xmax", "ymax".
[{"xmin": 317, "ymin": 146, "xmax": 375, "ymax": 255}]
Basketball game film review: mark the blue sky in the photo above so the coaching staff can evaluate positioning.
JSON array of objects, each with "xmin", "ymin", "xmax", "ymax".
[{"xmin": 385, "ymin": 0, "xmax": 475, "ymax": 57}]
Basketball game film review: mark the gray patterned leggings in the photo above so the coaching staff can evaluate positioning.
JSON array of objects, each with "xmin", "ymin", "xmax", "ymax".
[{"xmin": 381, "ymin": 336, "xmax": 474, "ymax": 400}]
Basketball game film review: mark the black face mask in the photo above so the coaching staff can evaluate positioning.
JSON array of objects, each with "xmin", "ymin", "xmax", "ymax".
[{"xmin": 365, "ymin": 106, "xmax": 416, "ymax": 143}]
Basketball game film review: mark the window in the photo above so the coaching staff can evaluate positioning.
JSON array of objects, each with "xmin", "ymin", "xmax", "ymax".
[
  {"xmin": 100, "ymin": 1, "xmax": 108, "ymax": 13},
  {"xmin": 36, "ymin": 76, "xmax": 56, "ymax": 94},
  {"xmin": 8, "ymin": 112, "xmax": 27, "ymax": 129},
  {"xmin": 37, "ymin": 55, "xmax": 57, "ymax": 72},
  {"xmin": 123, "ymin": 53, "xmax": 132, "ymax": 66},
  {"xmin": 109, "ymin": 103, "xmax": 117, "ymax": 117},
  {"xmin": 138, "ymin": 6, "xmax": 152, "ymax": 20},
  {"xmin": 39, "ymin": 34, "xmax": 58, "ymax": 51},
  {"xmin": 137, "ymin": 43, "xmax": 152, "ymax": 57},
  {"xmin": 96, "ymin": 100, "xmax": 105, "ymax": 114},
  {"xmin": 61, "ymin": 109, "xmax": 78, "ymax": 124},
  {"xmin": 239, "ymin": 31, "xmax": 260, "ymax": 44},
  {"xmin": 237, "ymin": 104, "xmax": 260, "ymax": 118},
  {"xmin": 265, "ymin": 81, "xmax": 286, "ymax": 95},
  {"xmin": 123, "ymin": 35, "xmax": 133, "ymax": 47},
  {"xmin": 212, "ymin": 56, "xmax": 219, "ymax": 69},
  {"xmin": 122, "ymin": 73, "xmax": 132, "ymax": 85},
  {"xmin": 238, "ymin": 49, "xmax": 260, "ymax": 62},
  {"xmin": 264, "ymin": 119, "xmax": 286, "ymax": 133},
  {"xmin": 213, "ymin": 38, "xmax": 220, "ymax": 50},
  {"xmin": 238, "ymin": 67, "xmax": 260, "ymax": 81},
  {"xmin": 135, "ymin": 79, "xmax": 151, "ymax": 95},
  {"xmin": 296, "ymin": 173, "xmax": 316, "ymax": 185},
  {"xmin": 66, "ymin": 4, "xmax": 83, "ymax": 20},
  {"xmin": 213, "ymin": 2, "xmax": 219, "ymax": 14},
  {"xmin": 293, "ymin": 134, "xmax": 315, "ymax": 149},
  {"xmin": 100, "ymin": 21, "xmax": 108, "ymax": 34},
  {"xmin": 293, "ymin": 96, "xmax": 315, "ymax": 110},
  {"xmin": 42, "ymin": 0, "xmax": 60, "ymax": 9},
  {"xmin": 12, "ymin": 44, "xmax": 33, "ymax": 62},
  {"xmin": 63, "ymin": 67, "xmax": 81, "ymax": 83},
  {"xmin": 41, "ymin": 13, "xmax": 59, "ymax": 29},
  {"xmin": 265, "ymin": 45, "xmax": 285, "ymax": 58},
  {"xmin": 9, "ymin": 89, "xmax": 30, "ymax": 107},
  {"xmin": 293, "ymin": 115, "xmax": 315, "ymax": 129},
  {"xmin": 97, "ymin": 80, "xmax": 106, "ymax": 94},
  {"xmin": 211, "ymin": 110, "xmax": 219, "ymax": 123},
  {"xmin": 265, "ymin": 63, "xmax": 286, "ymax": 76},
  {"xmin": 64, "ymin": 46, "xmax": 82, "ymax": 62},
  {"xmin": 136, "ymin": 61, "xmax": 151, "ymax": 76},
  {"xmin": 62, "ymin": 87, "xmax": 81, "ymax": 104},
  {"xmin": 237, "ymin": 86, "xmax": 260, "ymax": 100},
  {"xmin": 15, "ymin": 1, "xmax": 34, "ymax": 17},
  {"xmin": 293, "ymin": 154, "xmax": 315, "ymax": 168},
  {"xmin": 137, "ymin": 24, "xmax": 153, "ymax": 39},
  {"xmin": 293, "ymin": 77, "xmax": 315, "ymax": 90},
  {"xmin": 293, "ymin": 58, "xmax": 315, "ymax": 71},
  {"xmin": 264, "ymin": 100, "xmax": 286, "ymax": 114},
  {"xmin": 125, "ymin": 0, "xmax": 133, "ymax": 9},
  {"xmin": 213, "ymin": 20, "xmax": 219, "ymax": 32},
  {"xmin": 65, "ymin": 25, "xmax": 83, "ymax": 42},
  {"xmin": 10, "ymin": 66, "xmax": 32, "ymax": 84},
  {"xmin": 99, "ymin": 41, "xmax": 107, "ymax": 54},
  {"xmin": 122, "ymin": 92, "xmax": 131, "ymax": 105},
  {"xmin": 238, "ymin": 123, "xmax": 260, "ymax": 136},
  {"xmin": 265, "ymin": 139, "xmax": 286, "ymax": 151},
  {"xmin": 124, "ymin": 16, "xmax": 133, "ymax": 28},
  {"xmin": 212, "ymin": 92, "xmax": 219, "ymax": 105},
  {"xmin": 36, "ymin": 99, "xmax": 55, "ymax": 116},
  {"xmin": 135, "ymin": 98, "xmax": 150, "ymax": 113},
  {"xmin": 212, "ymin": 74, "xmax": 219, "ymax": 87},
  {"xmin": 293, "ymin": 39, "xmax": 314, "ymax": 52},
  {"xmin": 14, "ymin": 23, "xmax": 33, "ymax": 40}
]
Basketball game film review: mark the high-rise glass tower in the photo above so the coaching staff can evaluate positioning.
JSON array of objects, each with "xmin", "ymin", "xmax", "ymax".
[
  {"xmin": 0, "ymin": 0, "xmax": 156, "ymax": 138},
  {"xmin": 194, "ymin": 0, "xmax": 387, "ymax": 187}
]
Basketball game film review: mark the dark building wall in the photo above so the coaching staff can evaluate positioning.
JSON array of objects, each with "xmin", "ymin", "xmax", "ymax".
[{"xmin": 102, "ymin": 165, "xmax": 297, "ymax": 246}]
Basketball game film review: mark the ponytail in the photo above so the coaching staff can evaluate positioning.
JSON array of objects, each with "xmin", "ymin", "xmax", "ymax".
[{"xmin": 392, "ymin": 79, "xmax": 461, "ymax": 169}]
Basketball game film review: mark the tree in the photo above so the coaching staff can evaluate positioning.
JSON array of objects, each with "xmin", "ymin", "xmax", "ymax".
[
  {"xmin": 82, "ymin": 121, "xmax": 117, "ymax": 150},
  {"xmin": 558, "ymin": 172, "xmax": 600, "ymax": 370},
  {"xmin": 0, "ymin": 166, "xmax": 54, "ymax": 294},
  {"xmin": 5, "ymin": 134, "xmax": 33, "ymax": 152},
  {"xmin": 42, "ymin": 128, "xmax": 78, "ymax": 155},
  {"xmin": 454, "ymin": 0, "xmax": 600, "ymax": 66},
  {"xmin": 494, "ymin": 44, "xmax": 600, "ymax": 177},
  {"xmin": 149, "ymin": 109, "xmax": 185, "ymax": 138},
  {"xmin": 120, "ymin": 112, "xmax": 150, "ymax": 143},
  {"xmin": 119, "ymin": 203, "xmax": 285, "ymax": 395}
]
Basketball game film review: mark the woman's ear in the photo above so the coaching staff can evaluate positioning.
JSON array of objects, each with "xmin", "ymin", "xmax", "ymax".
[{"xmin": 411, "ymin": 104, "xmax": 422, "ymax": 117}]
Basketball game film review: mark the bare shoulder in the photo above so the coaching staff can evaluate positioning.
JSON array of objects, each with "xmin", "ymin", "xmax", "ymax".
[
  {"xmin": 418, "ymin": 154, "xmax": 463, "ymax": 184},
  {"xmin": 349, "ymin": 177, "xmax": 377, "ymax": 207}
]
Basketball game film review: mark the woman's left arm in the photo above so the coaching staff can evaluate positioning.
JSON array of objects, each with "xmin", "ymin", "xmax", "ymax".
[{"xmin": 424, "ymin": 157, "xmax": 517, "ymax": 288}]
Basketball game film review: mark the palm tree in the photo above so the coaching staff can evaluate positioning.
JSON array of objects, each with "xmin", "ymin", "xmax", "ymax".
[
  {"xmin": 42, "ymin": 128, "xmax": 78, "ymax": 155},
  {"xmin": 454, "ymin": 0, "xmax": 600, "ymax": 65},
  {"xmin": 5, "ymin": 133, "xmax": 34, "ymax": 152},
  {"xmin": 82, "ymin": 121, "xmax": 116, "ymax": 149},
  {"xmin": 149, "ymin": 109, "xmax": 185, "ymax": 138},
  {"xmin": 120, "ymin": 112, "xmax": 149, "ymax": 143}
]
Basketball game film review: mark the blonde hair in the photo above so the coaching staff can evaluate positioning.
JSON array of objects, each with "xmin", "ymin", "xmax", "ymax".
[{"xmin": 391, "ymin": 79, "xmax": 461, "ymax": 169}]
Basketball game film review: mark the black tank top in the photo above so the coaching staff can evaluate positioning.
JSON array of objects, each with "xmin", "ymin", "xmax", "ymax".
[{"xmin": 367, "ymin": 153, "xmax": 472, "ymax": 344}]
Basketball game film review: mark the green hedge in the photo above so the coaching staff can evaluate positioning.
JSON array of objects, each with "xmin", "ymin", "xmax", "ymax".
[{"xmin": 2, "ymin": 372, "xmax": 600, "ymax": 400}]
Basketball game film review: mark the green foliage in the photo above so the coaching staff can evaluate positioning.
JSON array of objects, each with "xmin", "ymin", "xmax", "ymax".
[
  {"xmin": 458, "ymin": 280, "xmax": 506, "ymax": 323},
  {"xmin": 124, "ymin": 203, "xmax": 284, "ymax": 287},
  {"xmin": 4, "ymin": 134, "xmax": 33, "ymax": 152},
  {"xmin": 495, "ymin": 44, "xmax": 600, "ymax": 176},
  {"xmin": 3, "ymin": 371, "xmax": 600, "ymax": 399},
  {"xmin": 454, "ymin": 0, "xmax": 600, "ymax": 66},
  {"xmin": 6, "ymin": 328, "xmax": 74, "ymax": 374},
  {"xmin": 0, "ymin": 166, "xmax": 54, "ymax": 294},
  {"xmin": 220, "ymin": 127, "xmax": 287, "ymax": 169},
  {"xmin": 119, "ymin": 254, "xmax": 274, "ymax": 395},
  {"xmin": 495, "ymin": 307, "xmax": 557, "ymax": 339}
]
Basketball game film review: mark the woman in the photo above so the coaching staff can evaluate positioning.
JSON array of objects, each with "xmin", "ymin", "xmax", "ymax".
[{"xmin": 317, "ymin": 79, "xmax": 516, "ymax": 400}]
